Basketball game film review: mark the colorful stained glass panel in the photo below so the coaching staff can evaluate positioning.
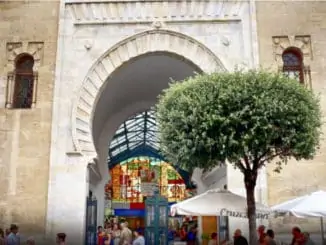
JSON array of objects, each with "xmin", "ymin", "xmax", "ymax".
[{"xmin": 108, "ymin": 157, "xmax": 189, "ymax": 203}]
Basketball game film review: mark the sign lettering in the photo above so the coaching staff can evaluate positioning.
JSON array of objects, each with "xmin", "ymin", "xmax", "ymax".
[{"xmin": 219, "ymin": 208, "xmax": 269, "ymax": 219}]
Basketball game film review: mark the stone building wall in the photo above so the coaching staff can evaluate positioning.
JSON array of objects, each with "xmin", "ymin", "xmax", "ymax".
[
  {"xmin": 256, "ymin": 1, "xmax": 326, "ymax": 233},
  {"xmin": 0, "ymin": 1, "xmax": 59, "ymax": 236},
  {"xmin": 1, "ymin": 0, "xmax": 326, "ymax": 239}
]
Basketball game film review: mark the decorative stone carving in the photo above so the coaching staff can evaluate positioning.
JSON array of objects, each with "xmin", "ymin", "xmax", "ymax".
[
  {"xmin": 72, "ymin": 29, "xmax": 226, "ymax": 158},
  {"xmin": 221, "ymin": 36, "xmax": 230, "ymax": 46},
  {"xmin": 84, "ymin": 41, "xmax": 93, "ymax": 50},
  {"xmin": 67, "ymin": 0, "xmax": 244, "ymax": 25},
  {"xmin": 272, "ymin": 35, "xmax": 313, "ymax": 88},
  {"xmin": 6, "ymin": 42, "xmax": 23, "ymax": 66},
  {"xmin": 272, "ymin": 35, "xmax": 312, "ymax": 65},
  {"xmin": 151, "ymin": 21, "xmax": 164, "ymax": 29},
  {"xmin": 6, "ymin": 41, "xmax": 44, "ymax": 71}
]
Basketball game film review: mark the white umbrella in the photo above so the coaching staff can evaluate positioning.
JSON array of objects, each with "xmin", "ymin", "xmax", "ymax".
[
  {"xmin": 271, "ymin": 190, "xmax": 326, "ymax": 244},
  {"xmin": 170, "ymin": 188, "xmax": 270, "ymax": 218}
]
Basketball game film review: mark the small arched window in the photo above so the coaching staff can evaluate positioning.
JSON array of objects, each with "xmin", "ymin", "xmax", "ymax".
[
  {"xmin": 13, "ymin": 54, "xmax": 35, "ymax": 108},
  {"xmin": 282, "ymin": 48, "xmax": 304, "ymax": 84}
]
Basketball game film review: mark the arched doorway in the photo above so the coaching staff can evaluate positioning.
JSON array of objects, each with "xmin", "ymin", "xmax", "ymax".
[
  {"xmin": 87, "ymin": 50, "xmax": 216, "ymax": 239},
  {"xmin": 104, "ymin": 110, "xmax": 196, "ymax": 229},
  {"xmin": 72, "ymin": 29, "xmax": 225, "ymax": 158},
  {"xmin": 46, "ymin": 29, "xmax": 225, "ymax": 245}
]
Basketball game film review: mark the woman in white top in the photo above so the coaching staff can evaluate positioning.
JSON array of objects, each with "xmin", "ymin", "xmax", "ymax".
[
  {"xmin": 112, "ymin": 223, "xmax": 121, "ymax": 245},
  {"xmin": 132, "ymin": 230, "xmax": 145, "ymax": 245}
]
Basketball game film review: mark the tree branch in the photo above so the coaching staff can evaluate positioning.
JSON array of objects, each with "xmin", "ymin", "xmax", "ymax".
[
  {"xmin": 252, "ymin": 158, "xmax": 260, "ymax": 172},
  {"xmin": 259, "ymin": 148, "xmax": 291, "ymax": 165},
  {"xmin": 260, "ymin": 153, "xmax": 279, "ymax": 164},
  {"xmin": 235, "ymin": 160, "xmax": 247, "ymax": 173},
  {"xmin": 257, "ymin": 149, "xmax": 270, "ymax": 163},
  {"xmin": 244, "ymin": 155, "xmax": 251, "ymax": 169}
]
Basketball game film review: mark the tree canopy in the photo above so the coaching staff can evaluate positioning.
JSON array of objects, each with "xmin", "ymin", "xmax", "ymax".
[
  {"xmin": 156, "ymin": 70, "xmax": 322, "ymax": 245},
  {"xmin": 156, "ymin": 71, "xmax": 322, "ymax": 174}
]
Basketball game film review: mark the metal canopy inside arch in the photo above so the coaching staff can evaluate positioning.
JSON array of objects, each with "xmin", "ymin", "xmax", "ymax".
[
  {"xmin": 108, "ymin": 110, "xmax": 160, "ymax": 166},
  {"xmin": 108, "ymin": 110, "xmax": 195, "ymax": 188}
]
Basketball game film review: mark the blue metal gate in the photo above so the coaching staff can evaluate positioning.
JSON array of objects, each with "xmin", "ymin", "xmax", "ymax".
[
  {"xmin": 145, "ymin": 190, "xmax": 169, "ymax": 245},
  {"xmin": 85, "ymin": 193, "xmax": 98, "ymax": 245}
]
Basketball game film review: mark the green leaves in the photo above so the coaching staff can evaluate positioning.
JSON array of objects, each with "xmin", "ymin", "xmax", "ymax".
[{"xmin": 156, "ymin": 70, "xmax": 322, "ymax": 173}]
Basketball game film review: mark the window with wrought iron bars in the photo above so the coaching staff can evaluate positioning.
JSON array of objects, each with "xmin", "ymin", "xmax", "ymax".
[
  {"xmin": 6, "ymin": 54, "xmax": 38, "ymax": 109},
  {"xmin": 279, "ymin": 47, "xmax": 311, "ymax": 88}
]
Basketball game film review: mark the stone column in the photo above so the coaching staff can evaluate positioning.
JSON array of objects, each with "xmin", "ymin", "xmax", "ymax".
[
  {"xmin": 46, "ymin": 152, "xmax": 89, "ymax": 245},
  {"xmin": 93, "ymin": 179, "xmax": 106, "ymax": 226}
]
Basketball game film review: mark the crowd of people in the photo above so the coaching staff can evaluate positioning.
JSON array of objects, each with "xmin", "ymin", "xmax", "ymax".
[
  {"xmin": 254, "ymin": 225, "xmax": 315, "ymax": 245},
  {"xmin": 0, "ymin": 222, "xmax": 317, "ymax": 245},
  {"xmin": 166, "ymin": 224, "xmax": 316, "ymax": 245},
  {"xmin": 97, "ymin": 221, "xmax": 145, "ymax": 245},
  {"xmin": 0, "ymin": 224, "xmax": 67, "ymax": 245}
]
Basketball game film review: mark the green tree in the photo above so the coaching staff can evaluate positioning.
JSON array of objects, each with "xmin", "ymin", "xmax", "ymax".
[{"xmin": 156, "ymin": 71, "xmax": 322, "ymax": 245}]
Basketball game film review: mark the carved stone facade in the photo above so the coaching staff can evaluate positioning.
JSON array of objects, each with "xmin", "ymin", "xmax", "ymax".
[
  {"xmin": 67, "ymin": 0, "xmax": 244, "ymax": 25},
  {"xmin": 47, "ymin": 0, "xmax": 260, "ymax": 244},
  {"xmin": 6, "ymin": 42, "xmax": 45, "ymax": 71},
  {"xmin": 272, "ymin": 35, "xmax": 313, "ymax": 65},
  {"xmin": 73, "ymin": 29, "xmax": 226, "ymax": 158},
  {"xmin": 271, "ymin": 35, "xmax": 313, "ymax": 88},
  {"xmin": 1, "ymin": 0, "xmax": 326, "ymax": 243}
]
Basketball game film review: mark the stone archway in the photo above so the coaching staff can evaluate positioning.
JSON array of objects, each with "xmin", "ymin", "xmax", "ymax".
[{"xmin": 72, "ymin": 29, "xmax": 226, "ymax": 160}]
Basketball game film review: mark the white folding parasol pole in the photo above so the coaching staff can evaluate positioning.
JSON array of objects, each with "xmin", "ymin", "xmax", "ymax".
[{"xmin": 321, "ymin": 217, "xmax": 325, "ymax": 245}]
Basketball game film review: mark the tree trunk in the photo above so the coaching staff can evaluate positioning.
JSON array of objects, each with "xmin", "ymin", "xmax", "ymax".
[{"xmin": 245, "ymin": 170, "xmax": 258, "ymax": 245}]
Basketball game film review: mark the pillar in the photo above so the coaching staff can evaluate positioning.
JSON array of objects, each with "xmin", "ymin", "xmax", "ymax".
[
  {"xmin": 46, "ymin": 152, "xmax": 89, "ymax": 245},
  {"xmin": 93, "ymin": 179, "xmax": 106, "ymax": 226}
]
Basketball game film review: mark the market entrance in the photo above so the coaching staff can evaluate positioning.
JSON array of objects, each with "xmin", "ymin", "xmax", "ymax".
[
  {"xmin": 56, "ymin": 30, "xmax": 226, "ymax": 245},
  {"xmin": 104, "ymin": 110, "xmax": 197, "ymax": 231},
  {"xmin": 84, "ymin": 50, "xmax": 206, "ymax": 244}
]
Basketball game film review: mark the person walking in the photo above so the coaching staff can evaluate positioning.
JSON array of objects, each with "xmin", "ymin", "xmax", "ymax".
[
  {"xmin": 112, "ymin": 223, "xmax": 121, "ymax": 245},
  {"xmin": 264, "ymin": 229, "xmax": 277, "ymax": 245},
  {"xmin": 257, "ymin": 225, "xmax": 266, "ymax": 245},
  {"xmin": 233, "ymin": 229, "xmax": 248, "ymax": 245},
  {"xmin": 132, "ymin": 231, "xmax": 145, "ymax": 245},
  {"xmin": 186, "ymin": 226, "xmax": 197, "ymax": 245},
  {"xmin": 6, "ymin": 224, "xmax": 20, "ymax": 245},
  {"xmin": 119, "ymin": 222, "xmax": 132, "ymax": 245}
]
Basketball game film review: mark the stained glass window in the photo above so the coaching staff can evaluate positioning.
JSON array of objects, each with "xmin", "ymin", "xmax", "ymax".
[
  {"xmin": 282, "ymin": 48, "xmax": 304, "ymax": 84},
  {"xmin": 108, "ymin": 157, "xmax": 188, "ymax": 203},
  {"xmin": 13, "ymin": 54, "xmax": 35, "ymax": 108}
]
